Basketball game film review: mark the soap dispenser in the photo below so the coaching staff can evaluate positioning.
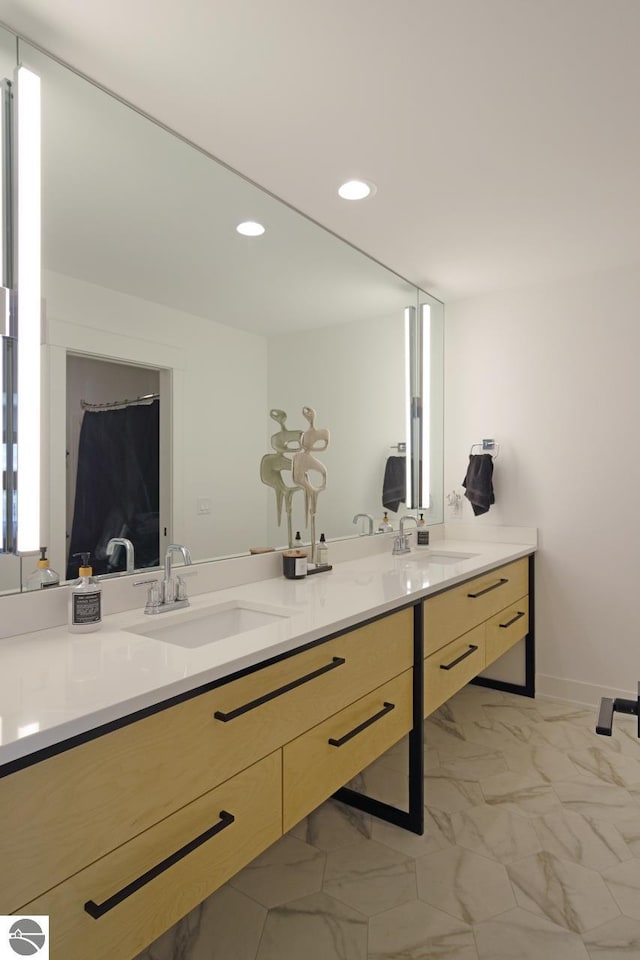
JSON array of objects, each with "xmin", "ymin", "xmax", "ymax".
[
  {"xmin": 379, "ymin": 512, "xmax": 392, "ymax": 534},
  {"xmin": 68, "ymin": 552, "xmax": 102, "ymax": 633},
  {"xmin": 317, "ymin": 533, "xmax": 329, "ymax": 565},
  {"xmin": 417, "ymin": 513, "xmax": 430, "ymax": 547},
  {"xmin": 26, "ymin": 547, "xmax": 61, "ymax": 590}
]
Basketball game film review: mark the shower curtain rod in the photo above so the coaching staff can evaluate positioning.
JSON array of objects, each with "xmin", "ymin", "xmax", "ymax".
[{"xmin": 80, "ymin": 393, "xmax": 159, "ymax": 412}]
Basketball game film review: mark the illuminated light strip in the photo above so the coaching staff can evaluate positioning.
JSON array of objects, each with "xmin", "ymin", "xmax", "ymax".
[
  {"xmin": 15, "ymin": 66, "xmax": 41, "ymax": 553},
  {"xmin": 0, "ymin": 82, "xmax": 6, "ymax": 550},
  {"xmin": 403, "ymin": 307, "xmax": 413, "ymax": 509},
  {"xmin": 421, "ymin": 303, "xmax": 431, "ymax": 509}
]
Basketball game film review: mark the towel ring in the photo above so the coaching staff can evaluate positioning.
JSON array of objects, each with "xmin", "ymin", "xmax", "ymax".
[{"xmin": 470, "ymin": 441, "xmax": 500, "ymax": 459}]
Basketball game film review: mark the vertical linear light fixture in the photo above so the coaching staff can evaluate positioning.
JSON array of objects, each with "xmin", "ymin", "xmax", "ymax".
[
  {"xmin": 0, "ymin": 83, "xmax": 4, "ymax": 550},
  {"xmin": 403, "ymin": 306, "xmax": 415, "ymax": 509},
  {"xmin": 420, "ymin": 303, "xmax": 431, "ymax": 509},
  {"xmin": 15, "ymin": 66, "xmax": 41, "ymax": 553},
  {"xmin": 0, "ymin": 78, "xmax": 11, "ymax": 552}
]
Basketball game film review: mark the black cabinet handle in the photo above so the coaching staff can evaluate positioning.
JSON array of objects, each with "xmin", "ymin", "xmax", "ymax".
[
  {"xmin": 328, "ymin": 702, "xmax": 395, "ymax": 747},
  {"xmin": 467, "ymin": 578, "xmax": 508, "ymax": 598},
  {"xmin": 84, "ymin": 810, "xmax": 235, "ymax": 919},
  {"xmin": 214, "ymin": 656, "xmax": 346, "ymax": 722},
  {"xmin": 499, "ymin": 610, "xmax": 526, "ymax": 629},
  {"xmin": 440, "ymin": 644, "xmax": 478, "ymax": 671}
]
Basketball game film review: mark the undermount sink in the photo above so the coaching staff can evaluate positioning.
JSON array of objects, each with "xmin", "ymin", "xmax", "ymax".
[
  {"xmin": 405, "ymin": 551, "xmax": 478, "ymax": 565},
  {"xmin": 128, "ymin": 600, "xmax": 295, "ymax": 649}
]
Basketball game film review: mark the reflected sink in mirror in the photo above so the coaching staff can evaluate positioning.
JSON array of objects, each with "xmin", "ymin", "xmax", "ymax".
[
  {"xmin": 404, "ymin": 551, "xmax": 479, "ymax": 565},
  {"xmin": 128, "ymin": 600, "xmax": 295, "ymax": 649}
]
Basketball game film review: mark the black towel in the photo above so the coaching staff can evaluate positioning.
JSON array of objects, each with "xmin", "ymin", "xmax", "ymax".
[
  {"xmin": 382, "ymin": 456, "xmax": 406, "ymax": 512},
  {"xmin": 462, "ymin": 454, "xmax": 495, "ymax": 516}
]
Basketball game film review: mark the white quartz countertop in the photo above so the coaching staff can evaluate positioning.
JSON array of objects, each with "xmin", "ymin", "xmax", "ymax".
[{"xmin": 0, "ymin": 539, "xmax": 534, "ymax": 766}]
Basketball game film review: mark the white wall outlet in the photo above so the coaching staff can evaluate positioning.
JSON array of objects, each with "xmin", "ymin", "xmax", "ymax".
[
  {"xmin": 446, "ymin": 490, "xmax": 463, "ymax": 517},
  {"xmin": 197, "ymin": 497, "xmax": 212, "ymax": 515}
]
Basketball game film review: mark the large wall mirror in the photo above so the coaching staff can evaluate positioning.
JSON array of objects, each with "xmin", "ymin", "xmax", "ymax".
[{"xmin": 2, "ymin": 32, "xmax": 444, "ymax": 592}]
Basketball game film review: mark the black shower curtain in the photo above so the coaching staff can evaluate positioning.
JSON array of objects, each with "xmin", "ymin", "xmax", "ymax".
[{"xmin": 67, "ymin": 401, "xmax": 160, "ymax": 578}]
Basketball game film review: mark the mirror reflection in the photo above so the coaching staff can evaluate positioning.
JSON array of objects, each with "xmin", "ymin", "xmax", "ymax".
[{"xmin": 10, "ymin": 38, "xmax": 443, "ymax": 591}]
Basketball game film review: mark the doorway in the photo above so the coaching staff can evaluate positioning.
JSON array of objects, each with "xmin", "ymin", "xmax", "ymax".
[{"xmin": 66, "ymin": 354, "xmax": 169, "ymax": 578}]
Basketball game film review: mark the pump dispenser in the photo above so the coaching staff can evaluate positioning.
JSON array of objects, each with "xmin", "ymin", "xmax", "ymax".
[
  {"xmin": 379, "ymin": 511, "xmax": 392, "ymax": 533},
  {"xmin": 317, "ymin": 533, "xmax": 329, "ymax": 565},
  {"xmin": 26, "ymin": 547, "xmax": 61, "ymax": 591},
  {"xmin": 68, "ymin": 552, "xmax": 102, "ymax": 633}
]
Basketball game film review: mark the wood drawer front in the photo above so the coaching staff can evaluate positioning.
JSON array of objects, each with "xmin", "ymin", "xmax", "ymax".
[
  {"xmin": 424, "ymin": 558, "xmax": 528, "ymax": 656},
  {"xmin": 0, "ymin": 606, "xmax": 412, "ymax": 911},
  {"xmin": 283, "ymin": 669, "xmax": 413, "ymax": 832},
  {"xmin": 424, "ymin": 625, "xmax": 486, "ymax": 717},
  {"xmin": 19, "ymin": 752, "xmax": 282, "ymax": 960},
  {"xmin": 485, "ymin": 596, "xmax": 529, "ymax": 666}
]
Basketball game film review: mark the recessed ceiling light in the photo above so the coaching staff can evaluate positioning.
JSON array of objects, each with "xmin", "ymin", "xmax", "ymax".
[
  {"xmin": 338, "ymin": 179, "xmax": 376, "ymax": 200},
  {"xmin": 236, "ymin": 221, "xmax": 265, "ymax": 236}
]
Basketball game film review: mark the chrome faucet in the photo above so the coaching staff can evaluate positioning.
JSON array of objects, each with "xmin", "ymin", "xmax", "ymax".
[
  {"xmin": 106, "ymin": 537, "xmax": 135, "ymax": 574},
  {"xmin": 393, "ymin": 516, "xmax": 418, "ymax": 555},
  {"xmin": 162, "ymin": 543, "xmax": 193, "ymax": 603},
  {"xmin": 134, "ymin": 542, "xmax": 195, "ymax": 614},
  {"xmin": 352, "ymin": 513, "xmax": 374, "ymax": 536}
]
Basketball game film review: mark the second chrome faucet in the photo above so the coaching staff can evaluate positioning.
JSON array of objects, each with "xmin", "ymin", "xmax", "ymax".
[
  {"xmin": 392, "ymin": 516, "xmax": 418, "ymax": 555},
  {"xmin": 134, "ymin": 543, "xmax": 195, "ymax": 614}
]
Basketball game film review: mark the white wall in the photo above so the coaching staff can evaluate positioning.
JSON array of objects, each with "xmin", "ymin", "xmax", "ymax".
[
  {"xmin": 445, "ymin": 261, "xmax": 640, "ymax": 704},
  {"xmin": 267, "ymin": 315, "xmax": 407, "ymax": 546},
  {"xmin": 44, "ymin": 270, "xmax": 269, "ymax": 574}
]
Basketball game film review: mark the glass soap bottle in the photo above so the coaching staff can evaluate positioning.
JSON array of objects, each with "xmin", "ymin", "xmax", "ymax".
[
  {"xmin": 317, "ymin": 533, "xmax": 329, "ymax": 565},
  {"xmin": 26, "ymin": 547, "xmax": 61, "ymax": 590},
  {"xmin": 68, "ymin": 552, "xmax": 102, "ymax": 633}
]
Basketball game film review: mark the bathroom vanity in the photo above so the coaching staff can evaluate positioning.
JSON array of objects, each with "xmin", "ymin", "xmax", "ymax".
[{"xmin": 0, "ymin": 538, "xmax": 534, "ymax": 960}]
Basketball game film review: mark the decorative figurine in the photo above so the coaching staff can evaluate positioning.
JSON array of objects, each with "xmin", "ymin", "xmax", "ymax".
[
  {"xmin": 292, "ymin": 406, "xmax": 330, "ymax": 563},
  {"xmin": 259, "ymin": 409, "xmax": 302, "ymax": 549}
]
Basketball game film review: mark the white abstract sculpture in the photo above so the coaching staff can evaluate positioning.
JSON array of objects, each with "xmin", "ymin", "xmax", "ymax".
[
  {"xmin": 292, "ymin": 406, "xmax": 330, "ymax": 563},
  {"xmin": 259, "ymin": 409, "xmax": 302, "ymax": 549}
]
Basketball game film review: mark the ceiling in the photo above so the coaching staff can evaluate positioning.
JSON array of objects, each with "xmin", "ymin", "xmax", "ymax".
[{"xmin": 2, "ymin": 0, "xmax": 640, "ymax": 302}]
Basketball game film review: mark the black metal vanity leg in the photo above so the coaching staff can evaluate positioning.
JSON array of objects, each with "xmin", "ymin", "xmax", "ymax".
[
  {"xmin": 407, "ymin": 603, "xmax": 425, "ymax": 833},
  {"xmin": 332, "ymin": 602, "xmax": 425, "ymax": 835},
  {"xmin": 524, "ymin": 553, "xmax": 536, "ymax": 697}
]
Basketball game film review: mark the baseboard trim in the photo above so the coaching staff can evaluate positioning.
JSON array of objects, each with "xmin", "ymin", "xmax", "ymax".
[{"xmin": 536, "ymin": 674, "xmax": 637, "ymax": 709}]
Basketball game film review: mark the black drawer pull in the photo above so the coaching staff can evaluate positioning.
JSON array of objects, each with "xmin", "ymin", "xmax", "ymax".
[
  {"xmin": 499, "ymin": 610, "xmax": 526, "ymax": 629},
  {"xmin": 214, "ymin": 656, "xmax": 346, "ymax": 722},
  {"xmin": 84, "ymin": 810, "xmax": 234, "ymax": 919},
  {"xmin": 440, "ymin": 644, "xmax": 479, "ymax": 671},
  {"xmin": 467, "ymin": 578, "xmax": 508, "ymax": 598},
  {"xmin": 328, "ymin": 701, "xmax": 395, "ymax": 747}
]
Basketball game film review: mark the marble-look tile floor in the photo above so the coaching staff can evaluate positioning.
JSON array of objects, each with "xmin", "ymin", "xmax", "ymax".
[{"xmin": 135, "ymin": 685, "xmax": 640, "ymax": 960}]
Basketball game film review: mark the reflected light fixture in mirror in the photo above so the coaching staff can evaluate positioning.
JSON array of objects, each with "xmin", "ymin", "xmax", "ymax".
[
  {"xmin": 404, "ymin": 305, "xmax": 415, "ymax": 509},
  {"xmin": 15, "ymin": 65, "xmax": 41, "ymax": 553},
  {"xmin": 421, "ymin": 303, "xmax": 431, "ymax": 508}
]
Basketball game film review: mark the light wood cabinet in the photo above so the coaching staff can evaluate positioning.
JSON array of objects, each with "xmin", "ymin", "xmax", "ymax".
[
  {"xmin": 283, "ymin": 670, "xmax": 413, "ymax": 831},
  {"xmin": 423, "ymin": 557, "xmax": 530, "ymax": 716},
  {"xmin": 485, "ymin": 597, "xmax": 529, "ymax": 665},
  {"xmin": 2, "ymin": 555, "xmax": 533, "ymax": 960},
  {"xmin": 1, "ymin": 607, "xmax": 412, "ymax": 912},
  {"xmin": 2, "ymin": 604, "xmax": 415, "ymax": 959},
  {"xmin": 424, "ymin": 558, "xmax": 528, "ymax": 656},
  {"xmin": 21, "ymin": 752, "xmax": 282, "ymax": 960},
  {"xmin": 424, "ymin": 625, "xmax": 485, "ymax": 716}
]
